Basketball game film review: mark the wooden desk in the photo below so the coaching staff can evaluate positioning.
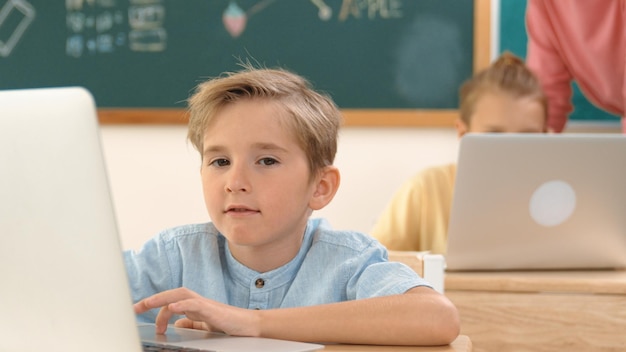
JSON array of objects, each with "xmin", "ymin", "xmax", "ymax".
[
  {"xmin": 445, "ymin": 270, "xmax": 626, "ymax": 352},
  {"xmin": 324, "ymin": 335, "xmax": 472, "ymax": 351}
]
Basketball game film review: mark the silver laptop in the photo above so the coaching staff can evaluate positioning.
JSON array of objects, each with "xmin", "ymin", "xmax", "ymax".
[
  {"xmin": 446, "ymin": 133, "xmax": 626, "ymax": 271},
  {"xmin": 0, "ymin": 87, "xmax": 322, "ymax": 352}
]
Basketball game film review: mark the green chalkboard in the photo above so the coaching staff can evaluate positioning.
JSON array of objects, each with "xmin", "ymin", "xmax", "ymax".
[
  {"xmin": 0, "ymin": 0, "xmax": 475, "ymax": 111},
  {"xmin": 499, "ymin": 0, "xmax": 620, "ymax": 123}
]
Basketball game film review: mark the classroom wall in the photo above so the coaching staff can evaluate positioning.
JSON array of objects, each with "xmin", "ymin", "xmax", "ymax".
[
  {"xmin": 101, "ymin": 125, "xmax": 460, "ymax": 250},
  {"xmin": 101, "ymin": 121, "xmax": 620, "ymax": 251},
  {"xmin": 101, "ymin": 120, "xmax": 620, "ymax": 251}
]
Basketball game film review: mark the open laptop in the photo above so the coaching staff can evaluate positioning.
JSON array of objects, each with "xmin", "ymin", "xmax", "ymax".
[
  {"xmin": 446, "ymin": 133, "xmax": 626, "ymax": 271},
  {"xmin": 0, "ymin": 87, "xmax": 322, "ymax": 352}
]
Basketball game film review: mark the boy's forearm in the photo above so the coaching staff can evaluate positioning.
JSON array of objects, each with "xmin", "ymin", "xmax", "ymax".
[{"xmin": 256, "ymin": 287, "xmax": 460, "ymax": 346}]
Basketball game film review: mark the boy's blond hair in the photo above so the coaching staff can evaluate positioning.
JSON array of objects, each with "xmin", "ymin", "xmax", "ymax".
[
  {"xmin": 187, "ymin": 65, "xmax": 342, "ymax": 177},
  {"xmin": 459, "ymin": 51, "xmax": 548, "ymax": 126}
]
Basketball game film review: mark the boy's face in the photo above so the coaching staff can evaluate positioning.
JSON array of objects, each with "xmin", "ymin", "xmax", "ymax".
[
  {"xmin": 200, "ymin": 99, "xmax": 318, "ymax": 260},
  {"xmin": 457, "ymin": 91, "xmax": 546, "ymax": 136}
]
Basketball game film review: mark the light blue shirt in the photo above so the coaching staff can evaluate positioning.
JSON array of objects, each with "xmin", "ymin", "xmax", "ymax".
[{"xmin": 124, "ymin": 218, "xmax": 432, "ymax": 323}]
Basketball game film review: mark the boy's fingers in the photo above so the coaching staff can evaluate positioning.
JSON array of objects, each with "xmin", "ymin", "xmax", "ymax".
[
  {"xmin": 174, "ymin": 318, "xmax": 209, "ymax": 331},
  {"xmin": 154, "ymin": 304, "xmax": 176, "ymax": 334},
  {"xmin": 134, "ymin": 288, "xmax": 196, "ymax": 313},
  {"xmin": 133, "ymin": 295, "xmax": 165, "ymax": 313},
  {"xmin": 173, "ymin": 318, "xmax": 194, "ymax": 329},
  {"xmin": 133, "ymin": 299, "xmax": 153, "ymax": 314}
]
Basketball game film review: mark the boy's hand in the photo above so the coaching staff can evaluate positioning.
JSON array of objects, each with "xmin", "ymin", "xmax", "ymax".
[{"xmin": 134, "ymin": 287, "xmax": 261, "ymax": 337}]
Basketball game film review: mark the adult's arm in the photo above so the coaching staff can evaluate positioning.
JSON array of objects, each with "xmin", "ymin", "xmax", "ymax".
[{"xmin": 525, "ymin": 0, "xmax": 573, "ymax": 132}]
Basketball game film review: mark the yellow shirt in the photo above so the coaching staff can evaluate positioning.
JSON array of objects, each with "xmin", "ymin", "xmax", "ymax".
[{"xmin": 370, "ymin": 164, "xmax": 456, "ymax": 254}]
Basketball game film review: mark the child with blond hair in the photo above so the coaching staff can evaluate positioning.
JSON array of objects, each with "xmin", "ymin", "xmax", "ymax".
[{"xmin": 126, "ymin": 64, "xmax": 460, "ymax": 346}]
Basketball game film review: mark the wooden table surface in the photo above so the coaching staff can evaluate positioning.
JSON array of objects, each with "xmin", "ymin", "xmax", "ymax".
[
  {"xmin": 445, "ymin": 269, "xmax": 626, "ymax": 294},
  {"xmin": 445, "ymin": 270, "xmax": 626, "ymax": 352},
  {"xmin": 323, "ymin": 335, "xmax": 472, "ymax": 352}
]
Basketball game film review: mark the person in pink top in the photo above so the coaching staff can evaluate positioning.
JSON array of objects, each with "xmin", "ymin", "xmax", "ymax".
[{"xmin": 525, "ymin": 0, "xmax": 625, "ymax": 133}]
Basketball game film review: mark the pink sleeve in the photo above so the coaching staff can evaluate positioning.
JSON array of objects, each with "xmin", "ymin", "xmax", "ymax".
[{"xmin": 525, "ymin": 0, "xmax": 573, "ymax": 133}]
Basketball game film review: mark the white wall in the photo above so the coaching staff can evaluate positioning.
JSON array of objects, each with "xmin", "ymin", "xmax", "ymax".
[{"xmin": 100, "ymin": 125, "xmax": 460, "ymax": 250}]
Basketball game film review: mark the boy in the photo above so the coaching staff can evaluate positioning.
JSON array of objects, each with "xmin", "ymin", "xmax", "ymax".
[
  {"xmin": 126, "ymin": 65, "xmax": 460, "ymax": 345},
  {"xmin": 371, "ymin": 52, "xmax": 547, "ymax": 254}
]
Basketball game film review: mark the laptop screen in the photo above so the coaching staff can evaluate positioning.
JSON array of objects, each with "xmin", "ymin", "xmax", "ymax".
[{"xmin": 446, "ymin": 134, "xmax": 626, "ymax": 271}]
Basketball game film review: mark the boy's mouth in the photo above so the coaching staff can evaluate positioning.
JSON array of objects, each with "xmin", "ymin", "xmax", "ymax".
[{"xmin": 225, "ymin": 205, "xmax": 259, "ymax": 214}]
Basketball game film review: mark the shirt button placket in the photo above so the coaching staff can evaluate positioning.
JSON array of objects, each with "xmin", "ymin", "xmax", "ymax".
[{"xmin": 250, "ymin": 278, "xmax": 268, "ymax": 310}]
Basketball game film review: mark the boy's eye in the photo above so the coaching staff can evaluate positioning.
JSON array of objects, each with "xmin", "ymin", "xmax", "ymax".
[
  {"xmin": 210, "ymin": 158, "xmax": 230, "ymax": 167},
  {"xmin": 258, "ymin": 157, "xmax": 278, "ymax": 166}
]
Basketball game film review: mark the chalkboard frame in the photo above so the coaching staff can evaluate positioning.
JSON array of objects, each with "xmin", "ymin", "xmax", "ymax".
[{"xmin": 98, "ymin": 0, "xmax": 491, "ymax": 126}]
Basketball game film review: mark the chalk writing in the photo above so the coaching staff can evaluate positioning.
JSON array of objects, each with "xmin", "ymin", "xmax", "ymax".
[
  {"xmin": 0, "ymin": 0, "xmax": 35, "ymax": 57},
  {"xmin": 339, "ymin": 0, "xmax": 403, "ymax": 21}
]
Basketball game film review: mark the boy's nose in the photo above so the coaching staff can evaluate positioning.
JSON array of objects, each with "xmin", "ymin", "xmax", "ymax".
[
  {"xmin": 225, "ymin": 183, "xmax": 248, "ymax": 193},
  {"xmin": 224, "ymin": 166, "xmax": 250, "ymax": 193}
]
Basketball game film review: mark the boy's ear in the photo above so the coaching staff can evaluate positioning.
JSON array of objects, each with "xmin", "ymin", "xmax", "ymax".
[{"xmin": 309, "ymin": 166, "xmax": 340, "ymax": 211}]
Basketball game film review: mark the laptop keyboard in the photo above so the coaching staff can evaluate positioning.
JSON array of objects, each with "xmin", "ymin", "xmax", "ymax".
[{"xmin": 142, "ymin": 342, "xmax": 215, "ymax": 352}]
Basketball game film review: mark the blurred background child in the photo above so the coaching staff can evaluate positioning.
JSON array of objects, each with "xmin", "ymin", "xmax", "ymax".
[{"xmin": 370, "ymin": 52, "xmax": 547, "ymax": 254}]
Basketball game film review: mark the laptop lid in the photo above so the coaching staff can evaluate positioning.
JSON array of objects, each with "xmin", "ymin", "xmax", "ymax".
[
  {"xmin": 0, "ymin": 86, "xmax": 142, "ymax": 351},
  {"xmin": 446, "ymin": 134, "xmax": 626, "ymax": 271},
  {"xmin": 0, "ymin": 87, "xmax": 322, "ymax": 352}
]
